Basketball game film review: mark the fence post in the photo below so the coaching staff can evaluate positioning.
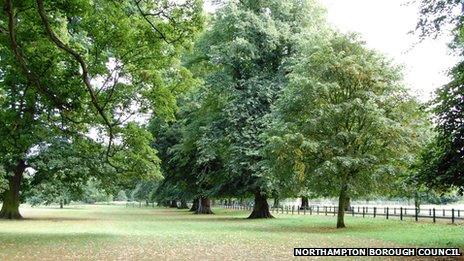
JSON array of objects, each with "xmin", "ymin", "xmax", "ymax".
[
  {"xmin": 325, "ymin": 206, "xmax": 327, "ymax": 215},
  {"xmin": 362, "ymin": 207, "xmax": 365, "ymax": 218},
  {"xmin": 443, "ymin": 209, "xmax": 445, "ymax": 217},
  {"xmin": 352, "ymin": 206, "xmax": 355, "ymax": 216},
  {"xmin": 429, "ymin": 209, "xmax": 431, "ymax": 216},
  {"xmin": 433, "ymin": 208, "xmax": 436, "ymax": 223},
  {"xmin": 297, "ymin": 206, "xmax": 300, "ymax": 215},
  {"xmin": 452, "ymin": 209, "xmax": 455, "ymax": 224},
  {"xmin": 317, "ymin": 206, "xmax": 319, "ymax": 215},
  {"xmin": 386, "ymin": 207, "xmax": 389, "ymax": 219},
  {"xmin": 415, "ymin": 207, "xmax": 418, "ymax": 222},
  {"xmin": 394, "ymin": 207, "xmax": 396, "ymax": 215},
  {"xmin": 374, "ymin": 207, "xmax": 376, "ymax": 218},
  {"xmin": 292, "ymin": 206, "xmax": 294, "ymax": 215},
  {"xmin": 400, "ymin": 207, "xmax": 403, "ymax": 221},
  {"xmin": 458, "ymin": 209, "xmax": 460, "ymax": 218}
]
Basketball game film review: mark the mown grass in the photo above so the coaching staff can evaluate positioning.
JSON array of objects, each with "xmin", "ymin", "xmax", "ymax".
[{"xmin": 0, "ymin": 205, "xmax": 462, "ymax": 260}]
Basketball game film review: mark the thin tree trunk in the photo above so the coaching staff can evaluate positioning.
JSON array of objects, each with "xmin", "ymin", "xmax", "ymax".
[
  {"xmin": 178, "ymin": 199, "xmax": 189, "ymax": 209},
  {"xmin": 60, "ymin": 199, "xmax": 64, "ymax": 209},
  {"xmin": 300, "ymin": 196, "xmax": 309, "ymax": 210},
  {"xmin": 337, "ymin": 181, "xmax": 348, "ymax": 228},
  {"xmin": 189, "ymin": 198, "xmax": 199, "ymax": 212},
  {"xmin": 414, "ymin": 191, "xmax": 420, "ymax": 210},
  {"xmin": 195, "ymin": 197, "xmax": 213, "ymax": 214},
  {"xmin": 248, "ymin": 191, "xmax": 273, "ymax": 219},
  {"xmin": 0, "ymin": 160, "xmax": 25, "ymax": 219}
]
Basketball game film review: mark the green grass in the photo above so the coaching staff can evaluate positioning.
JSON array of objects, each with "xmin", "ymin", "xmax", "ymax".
[{"xmin": 0, "ymin": 205, "xmax": 462, "ymax": 260}]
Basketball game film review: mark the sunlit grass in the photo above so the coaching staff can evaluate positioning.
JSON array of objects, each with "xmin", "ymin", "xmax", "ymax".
[{"xmin": 0, "ymin": 205, "xmax": 462, "ymax": 260}]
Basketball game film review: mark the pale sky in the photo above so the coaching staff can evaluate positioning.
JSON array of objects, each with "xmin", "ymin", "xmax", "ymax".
[
  {"xmin": 323, "ymin": 0, "xmax": 458, "ymax": 101},
  {"xmin": 205, "ymin": 0, "xmax": 459, "ymax": 102}
]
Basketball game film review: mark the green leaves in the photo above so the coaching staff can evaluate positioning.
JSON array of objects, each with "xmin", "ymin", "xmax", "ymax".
[{"xmin": 267, "ymin": 33, "xmax": 428, "ymax": 199}]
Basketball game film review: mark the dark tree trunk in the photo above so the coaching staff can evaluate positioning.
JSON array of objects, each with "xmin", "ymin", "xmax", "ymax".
[
  {"xmin": 189, "ymin": 198, "xmax": 199, "ymax": 212},
  {"xmin": 273, "ymin": 197, "xmax": 280, "ymax": 208},
  {"xmin": 60, "ymin": 199, "xmax": 64, "ymax": 209},
  {"xmin": 300, "ymin": 196, "xmax": 309, "ymax": 210},
  {"xmin": 195, "ymin": 197, "xmax": 213, "ymax": 214},
  {"xmin": 248, "ymin": 191, "xmax": 273, "ymax": 219},
  {"xmin": 337, "ymin": 181, "xmax": 348, "ymax": 228},
  {"xmin": 169, "ymin": 200, "xmax": 178, "ymax": 208},
  {"xmin": 0, "ymin": 160, "xmax": 25, "ymax": 219},
  {"xmin": 178, "ymin": 199, "xmax": 189, "ymax": 209}
]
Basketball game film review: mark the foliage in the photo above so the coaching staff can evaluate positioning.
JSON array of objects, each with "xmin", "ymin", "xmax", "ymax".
[
  {"xmin": 266, "ymin": 33, "xmax": 428, "ymax": 226},
  {"xmin": 416, "ymin": 0, "xmax": 464, "ymax": 192},
  {"xmin": 0, "ymin": 0, "xmax": 204, "ymax": 217},
  {"xmin": 178, "ymin": 0, "xmax": 328, "ymax": 199}
]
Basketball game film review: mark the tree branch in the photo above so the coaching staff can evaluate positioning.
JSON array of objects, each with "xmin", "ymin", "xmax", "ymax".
[{"xmin": 36, "ymin": 0, "xmax": 115, "ymax": 158}]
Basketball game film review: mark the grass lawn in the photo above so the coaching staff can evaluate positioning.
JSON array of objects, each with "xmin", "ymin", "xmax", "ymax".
[{"xmin": 0, "ymin": 205, "xmax": 462, "ymax": 260}]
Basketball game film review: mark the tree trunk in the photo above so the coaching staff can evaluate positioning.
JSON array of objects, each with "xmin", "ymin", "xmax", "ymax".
[
  {"xmin": 178, "ymin": 199, "xmax": 189, "ymax": 209},
  {"xmin": 0, "ymin": 160, "xmax": 25, "ymax": 219},
  {"xmin": 189, "ymin": 198, "xmax": 199, "ymax": 212},
  {"xmin": 273, "ymin": 197, "xmax": 280, "ymax": 208},
  {"xmin": 248, "ymin": 191, "xmax": 273, "ymax": 219},
  {"xmin": 60, "ymin": 199, "xmax": 64, "ymax": 209},
  {"xmin": 414, "ymin": 191, "xmax": 420, "ymax": 210},
  {"xmin": 300, "ymin": 196, "xmax": 309, "ymax": 210},
  {"xmin": 336, "ymin": 181, "xmax": 348, "ymax": 228},
  {"xmin": 195, "ymin": 197, "xmax": 213, "ymax": 214},
  {"xmin": 344, "ymin": 197, "xmax": 351, "ymax": 211},
  {"xmin": 169, "ymin": 200, "xmax": 178, "ymax": 208}
]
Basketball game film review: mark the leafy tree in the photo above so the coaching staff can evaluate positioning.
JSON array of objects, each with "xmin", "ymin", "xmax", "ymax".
[
  {"xmin": 188, "ymin": 0, "xmax": 327, "ymax": 218},
  {"xmin": 415, "ymin": 0, "xmax": 464, "ymax": 191},
  {"xmin": 0, "ymin": 0, "xmax": 203, "ymax": 219},
  {"xmin": 268, "ymin": 33, "xmax": 426, "ymax": 228}
]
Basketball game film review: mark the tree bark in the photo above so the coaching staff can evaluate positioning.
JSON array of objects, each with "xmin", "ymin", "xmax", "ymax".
[
  {"xmin": 248, "ymin": 191, "xmax": 273, "ymax": 219},
  {"xmin": 300, "ymin": 196, "xmax": 309, "ymax": 210},
  {"xmin": 169, "ymin": 200, "xmax": 178, "ymax": 208},
  {"xmin": 0, "ymin": 160, "xmax": 25, "ymax": 219},
  {"xmin": 195, "ymin": 197, "xmax": 213, "ymax": 214},
  {"xmin": 178, "ymin": 199, "xmax": 189, "ymax": 209},
  {"xmin": 336, "ymin": 181, "xmax": 348, "ymax": 228},
  {"xmin": 189, "ymin": 198, "xmax": 199, "ymax": 212}
]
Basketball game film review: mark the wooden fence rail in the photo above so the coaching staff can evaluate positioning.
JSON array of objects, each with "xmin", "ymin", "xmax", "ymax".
[
  {"xmin": 123, "ymin": 201, "xmax": 463, "ymax": 224},
  {"xmin": 220, "ymin": 204, "xmax": 464, "ymax": 224}
]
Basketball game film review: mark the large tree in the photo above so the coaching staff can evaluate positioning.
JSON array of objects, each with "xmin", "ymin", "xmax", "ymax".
[
  {"xmin": 268, "ymin": 33, "xmax": 426, "ymax": 228},
  {"xmin": 188, "ymin": 0, "xmax": 327, "ymax": 219},
  {"xmin": 0, "ymin": 0, "xmax": 203, "ymax": 219},
  {"xmin": 415, "ymin": 0, "xmax": 464, "ymax": 191}
]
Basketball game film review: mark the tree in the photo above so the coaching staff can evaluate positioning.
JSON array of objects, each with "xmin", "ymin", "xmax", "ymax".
[
  {"xmin": 268, "ymin": 33, "xmax": 426, "ymax": 228},
  {"xmin": 415, "ymin": 0, "xmax": 464, "ymax": 191},
  {"xmin": 0, "ymin": 0, "xmax": 203, "ymax": 219},
  {"xmin": 188, "ymin": 0, "xmax": 327, "ymax": 219}
]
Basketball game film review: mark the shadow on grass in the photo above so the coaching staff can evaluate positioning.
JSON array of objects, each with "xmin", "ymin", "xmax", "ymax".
[{"xmin": 0, "ymin": 231, "xmax": 115, "ymax": 245}]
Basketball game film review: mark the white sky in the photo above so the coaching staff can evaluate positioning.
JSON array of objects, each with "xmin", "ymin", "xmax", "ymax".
[
  {"xmin": 205, "ymin": 0, "xmax": 459, "ymax": 101},
  {"xmin": 323, "ymin": 0, "xmax": 458, "ymax": 101}
]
